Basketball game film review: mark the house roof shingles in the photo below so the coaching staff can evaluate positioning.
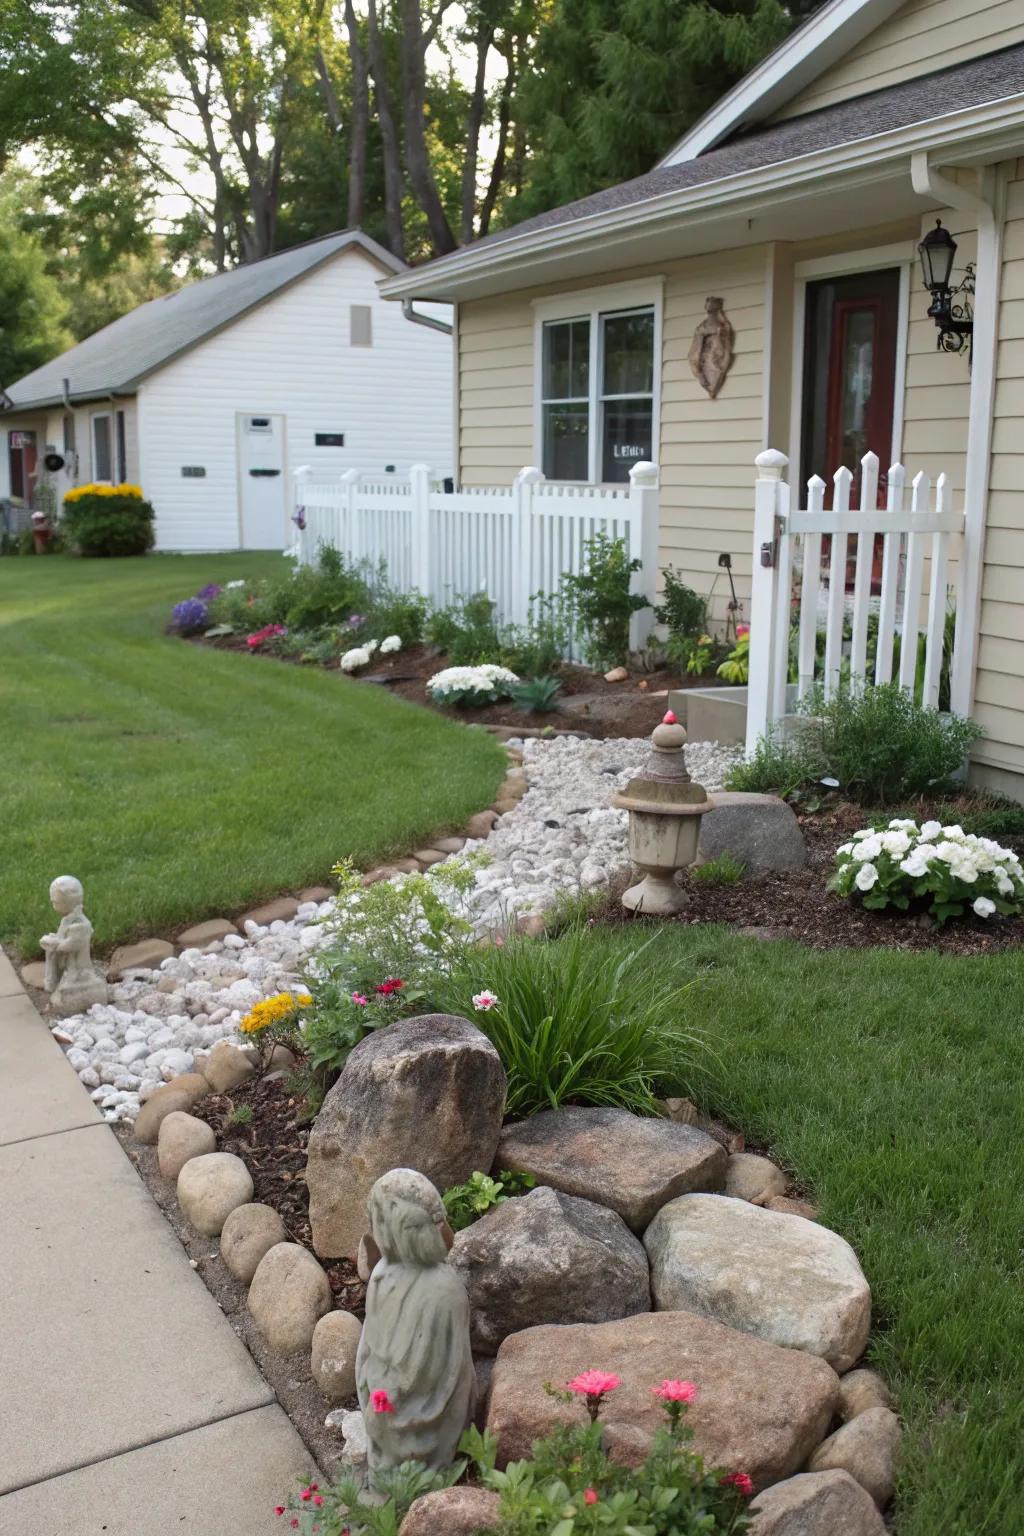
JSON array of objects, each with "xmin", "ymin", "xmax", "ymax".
[
  {"xmin": 3, "ymin": 229, "xmax": 402, "ymax": 411},
  {"xmin": 410, "ymin": 43, "xmax": 1024, "ymax": 270}
]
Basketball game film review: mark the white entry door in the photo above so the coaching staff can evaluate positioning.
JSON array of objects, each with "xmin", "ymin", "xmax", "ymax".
[{"xmin": 237, "ymin": 413, "xmax": 287, "ymax": 548}]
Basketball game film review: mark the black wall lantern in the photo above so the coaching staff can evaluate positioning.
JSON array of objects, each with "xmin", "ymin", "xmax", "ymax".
[{"xmin": 918, "ymin": 219, "xmax": 974, "ymax": 358}]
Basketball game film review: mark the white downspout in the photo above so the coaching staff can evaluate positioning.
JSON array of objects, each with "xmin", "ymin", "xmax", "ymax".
[
  {"xmin": 910, "ymin": 152, "xmax": 1007, "ymax": 723},
  {"xmin": 400, "ymin": 298, "xmax": 453, "ymax": 336}
]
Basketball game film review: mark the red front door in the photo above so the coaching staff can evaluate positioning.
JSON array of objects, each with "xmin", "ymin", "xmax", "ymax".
[{"xmin": 8, "ymin": 429, "xmax": 37, "ymax": 502}]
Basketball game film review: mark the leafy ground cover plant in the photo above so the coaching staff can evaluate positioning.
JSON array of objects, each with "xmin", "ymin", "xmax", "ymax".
[
  {"xmin": 510, "ymin": 676, "xmax": 562, "ymax": 713},
  {"xmin": 716, "ymin": 626, "xmax": 750, "ymax": 684},
  {"xmin": 427, "ymin": 663, "xmax": 520, "ymax": 707},
  {"xmin": 433, "ymin": 923, "xmax": 701, "ymax": 1117},
  {"xmin": 275, "ymin": 1460, "xmax": 464, "ymax": 1535},
  {"xmin": 561, "ymin": 532, "xmax": 649, "ymax": 669},
  {"xmin": 691, "ymin": 853, "xmax": 746, "ymax": 885},
  {"xmin": 442, "ymin": 1169, "xmax": 536, "ymax": 1232},
  {"xmin": 62, "ymin": 483, "xmax": 155, "ymax": 556},
  {"xmin": 830, "ymin": 817, "xmax": 1024, "ymax": 924},
  {"xmin": 726, "ymin": 725, "xmax": 827, "ymax": 799}
]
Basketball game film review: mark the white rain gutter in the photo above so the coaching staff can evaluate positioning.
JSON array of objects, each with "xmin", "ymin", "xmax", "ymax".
[
  {"xmin": 380, "ymin": 93, "xmax": 1024, "ymax": 302},
  {"xmin": 911, "ymin": 152, "xmax": 1008, "ymax": 723}
]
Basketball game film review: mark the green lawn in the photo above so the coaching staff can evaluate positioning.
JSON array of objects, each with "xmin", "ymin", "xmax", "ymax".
[
  {"xmin": 582, "ymin": 923, "xmax": 1024, "ymax": 1535},
  {"xmin": 0, "ymin": 554, "xmax": 505, "ymax": 959}
]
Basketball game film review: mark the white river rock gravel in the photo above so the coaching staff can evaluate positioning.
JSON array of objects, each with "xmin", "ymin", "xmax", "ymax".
[{"xmin": 47, "ymin": 734, "xmax": 738, "ymax": 1124}]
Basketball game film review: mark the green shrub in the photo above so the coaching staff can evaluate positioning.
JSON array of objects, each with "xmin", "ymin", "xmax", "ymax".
[
  {"xmin": 498, "ymin": 594, "xmax": 570, "ymax": 677},
  {"xmin": 62, "ymin": 489, "xmax": 155, "ymax": 557},
  {"xmin": 510, "ymin": 675, "xmax": 562, "ymax": 713},
  {"xmin": 442, "ymin": 1169, "xmax": 536, "ymax": 1232},
  {"xmin": 363, "ymin": 586, "xmax": 429, "ymax": 648},
  {"xmin": 282, "ymin": 544, "xmax": 372, "ymax": 630},
  {"xmin": 433, "ymin": 923, "xmax": 701, "ymax": 1118},
  {"xmin": 561, "ymin": 532, "xmax": 649, "ymax": 669},
  {"xmin": 426, "ymin": 592, "xmax": 504, "ymax": 664},
  {"xmin": 655, "ymin": 568, "xmax": 707, "ymax": 640},
  {"xmin": 830, "ymin": 816, "xmax": 1024, "ymax": 925},
  {"xmin": 802, "ymin": 682, "xmax": 982, "ymax": 805}
]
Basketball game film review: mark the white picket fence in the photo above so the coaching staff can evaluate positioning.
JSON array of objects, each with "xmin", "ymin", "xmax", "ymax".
[
  {"xmin": 746, "ymin": 449, "xmax": 964, "ymax": 753},
  {"xmin": 292, "ymin": 461, "xmax": 660, "ymax": 651}
]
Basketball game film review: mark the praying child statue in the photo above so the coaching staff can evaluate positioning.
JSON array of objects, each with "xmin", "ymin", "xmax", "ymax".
[
  {"xmin": 40, "ymin": 875, "xmax": 109, "ymax": 1017},
  {"xmin": 356, "ymin": 1168, "xmax": 475, "ymax": 1486}
]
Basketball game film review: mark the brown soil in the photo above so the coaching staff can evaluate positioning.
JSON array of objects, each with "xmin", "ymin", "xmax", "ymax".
[
  {"xmin": 193, "ymin": 632, "xmax": 715, "ymax": 739},
  {"xmin": 659, "ymin": 800, "xmax": 1024, "ymax": 957}
]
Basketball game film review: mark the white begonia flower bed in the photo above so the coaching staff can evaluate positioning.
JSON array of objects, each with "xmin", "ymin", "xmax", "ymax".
[
  {"xmin": 426, "ymin": 664, "xmax": 519, "ymax": 705},
  {"xmin": 341, "ymin": 638, "xmax": 379, "ymax": 672},
  {"xmin": 831, "ymin": 818, "xmax": 1024, "ymax": 921},
  {"xmin": 379, "ymin": 635, "xmax": 402, "ymax": 654},
  {"xmin": 48, "ymin": 734, "xmax": 739, "ymax": 1126}
]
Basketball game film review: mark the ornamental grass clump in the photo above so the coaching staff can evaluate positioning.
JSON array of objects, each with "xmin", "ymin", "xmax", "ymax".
[
  {"xmin": 434, "ymin": 922, "xmax": 701, "ymax": 1117},
  {"xmin": 830, "ymin": 817, "xmax": 1024, "ymax": 925}
]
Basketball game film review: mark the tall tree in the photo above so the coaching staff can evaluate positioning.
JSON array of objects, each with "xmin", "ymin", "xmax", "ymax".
[{"xmin": 0, "ymin": 173, "xmax": 72, "ymax": 386}]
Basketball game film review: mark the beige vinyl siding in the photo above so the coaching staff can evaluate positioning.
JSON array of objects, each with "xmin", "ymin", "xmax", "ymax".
[
  {"xmin": 458, "ymin": 249, "xmax": 768, "ymax": 620},
  {"xmin": 775, "ymin": 0, "xmax": 1024, "ymax": 122},
  {"xmin": 974, "ymin": 163, "xmax": 1024, "ymax": 785}
]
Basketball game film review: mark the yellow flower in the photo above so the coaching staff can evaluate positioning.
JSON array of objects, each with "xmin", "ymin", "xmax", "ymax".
[
  {"xmin": 64, "ymin": 482, "xmax": 145, "ymax": 504},
  {"xmin": 239, "ymin": 990, "xmax": 313, "ymax": 1034}
]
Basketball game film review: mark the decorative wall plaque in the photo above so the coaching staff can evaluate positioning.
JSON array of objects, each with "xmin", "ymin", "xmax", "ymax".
[{"xmin": 688, "ymin": 296, "xmax": 735, "ymax": 399}]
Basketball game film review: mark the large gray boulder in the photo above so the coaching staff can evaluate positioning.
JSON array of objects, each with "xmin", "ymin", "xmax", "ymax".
[
  {"xmin": 486, "ymin": 1310, "xmax": 838, "ymax": 1488},
  {"xmin": 495, "ymin": 1106, "xmax": 726, "ymax": 1232},
  {"xmin": 306, "ymin": 1015, "xmax": 506, "ymax": 1258},
  {"xmin": 645, "ymin": 1194, "xmax": 871, "ymax": 1372},
  {"xmin": 450, "ymin": 1185, "xmax": 651, "ymax": 1355},
  {"xmin": 750, "ymin": 1470, "xmax": 888, "ymax": 1534},
  {"xmin": 697, "ymin": 792, "xmax": 806, "ymax": 872}
]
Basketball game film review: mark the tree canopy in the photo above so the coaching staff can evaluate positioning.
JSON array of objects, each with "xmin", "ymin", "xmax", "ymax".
[{"xmin": 0, "ymin": 0, "xmax": 820, "ymax": 377}]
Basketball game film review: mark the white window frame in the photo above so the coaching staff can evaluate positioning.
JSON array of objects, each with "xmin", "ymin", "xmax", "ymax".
[
  {"xmin": 533, "ymin": 278, "xmax": 663, "ymax": 484},
  {"xmin": 90, "ymin": 411, "xmax": 113, "ymax": 483}
]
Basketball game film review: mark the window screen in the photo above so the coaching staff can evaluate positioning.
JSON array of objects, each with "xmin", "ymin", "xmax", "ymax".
[{"xmin": 92, "ymin": 415, "xmax": 112, "ymax": 481}]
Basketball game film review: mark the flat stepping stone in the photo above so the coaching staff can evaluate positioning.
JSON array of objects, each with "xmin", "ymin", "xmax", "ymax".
[
  {"xmin": 239, "ymin": 897, "xmax": 299, "ymax": 926},
  {"xmin": 299, "ymin": 886, "xmax": 334, "ymax": 903},
  {"xmin": 108, "ymin": 938, "xmax": 175, "ymax": 977},
  {"xmin": 486, "ymin": 1309, "xmax": 839, "ymax": 1488},
  {"xmin": 177, "ymin": 918, "xmax": 238, "ymax": 949},
  {"xmin": 496, "ymin": 1106, "xmax": 727, "ymax": 1231},
  {"xmin": 645, "ymin": 1193, "xmax": 871, "ymax": 1372}
]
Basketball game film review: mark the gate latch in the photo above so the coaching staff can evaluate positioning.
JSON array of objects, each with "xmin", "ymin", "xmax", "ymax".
[{"xmin": 760, "ymin": 541, "xmax": 774, "ymax": 568}]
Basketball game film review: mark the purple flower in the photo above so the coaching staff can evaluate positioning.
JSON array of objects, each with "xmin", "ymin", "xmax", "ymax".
[
  {"xmin": 346, "ymin": 614, "xmax": 366, "ymax": 629},
  {"xmin": 197, "ymin": 583, "xmax": 222, "ymax": 600},
  {"xmin": 171, "ymin": 598, "xmax": 209, "ymax": 634}
]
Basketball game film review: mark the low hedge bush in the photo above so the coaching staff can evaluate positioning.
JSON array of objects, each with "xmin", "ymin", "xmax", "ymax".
[{"xmin": 62, "ymin": 483, "xmax": 155, "ymax": 557}]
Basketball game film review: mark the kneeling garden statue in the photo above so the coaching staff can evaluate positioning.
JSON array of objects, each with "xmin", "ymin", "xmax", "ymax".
[
  {"xmin": 40, "ymin": 875, "xmax": 109, "ymax": 1016},
  {"xmin": 356, "ymin": 1168, "xmax": 475, "ymax": 1486}
]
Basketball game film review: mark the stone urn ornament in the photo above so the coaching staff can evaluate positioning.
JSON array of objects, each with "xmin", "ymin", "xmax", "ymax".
[
  {"xmin": 356, "ymin": 1168, "xmax": 475, "ymax": 1486},
  {"xmin": 688, "ymin": 296, "xmax": 734, "ymax": 399},
  {"xmin": 612, "ymin": 713, "xmax": 711, "ymax": 915},
  {"xmin": 40, "ymin": 875, "xmax": 109, "ymax": 1016}
]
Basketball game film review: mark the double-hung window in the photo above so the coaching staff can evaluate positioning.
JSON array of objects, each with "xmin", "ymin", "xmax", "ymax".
[{"xmin": 538, "ymin": 285, "xmax": 659, "ymax": 483}]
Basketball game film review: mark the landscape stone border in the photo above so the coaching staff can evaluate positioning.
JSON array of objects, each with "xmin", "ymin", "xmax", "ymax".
[{"xmin": 127, "ymin": 1014, "xmax": 900, "ymax": 1531}]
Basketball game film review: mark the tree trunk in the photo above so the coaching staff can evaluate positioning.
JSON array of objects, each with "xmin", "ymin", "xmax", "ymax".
[
  {"xmin": 396, "ymin": 0, "xmax": 456, "ymax": 255},
  {"xmin": 365, "ymin": 0, "xmax": 405, "ymax": 259},
  {"xmin": 342, "ymin": 0, "xmax": 369, "ymax": 230},
  {"xmin": 460, "ymin": 22, "xmax": 492, "ymax": 244},
  {"xmin": 478, "ymin": 46, "xmax": 516, "ymax": 239}
]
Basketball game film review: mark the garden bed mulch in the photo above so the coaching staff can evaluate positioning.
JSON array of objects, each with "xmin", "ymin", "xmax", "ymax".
[
  {"xmin": 663, "ymin": 800, "xmax": 1024, "ymax": 956},
  {"xmin": 193, "ymin": 632, "xmax": 712, "ymax": 739}
]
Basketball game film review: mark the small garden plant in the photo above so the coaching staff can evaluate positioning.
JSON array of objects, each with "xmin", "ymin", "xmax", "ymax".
[
  {"xmin": 62, "ymin": 482, "xmax": 155, "ymax": 557},
  {"xmin": 830, "ymin": 817, "xmax": 1024, "ymax": 925},
  {"xmin": 275, "ymin": 1372, "xmax": 753, "ymax": 1534},
  {"xmin": 561, "ymin": 532, "xmax": 649, "ymax": 669},
  {"xmin": 442, "ymin": 1169, "xmax": 536, "ymax": 1232},
  {"xmin": 427, "ymin": 663, "xmax": 520, "ymax": 708}
]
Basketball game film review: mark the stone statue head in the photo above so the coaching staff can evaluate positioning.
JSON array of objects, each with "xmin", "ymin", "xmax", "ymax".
[
  {"xmin": 49, "ymin": 875, "xmax": 84, "ymax": 916},
  {"xmin": 705, "ymin": 296, "xmax": 724, "ymax": 314},
  {"xmin": 367, "ymin": 1168, "xmax": 452, "ymax": 1267}
]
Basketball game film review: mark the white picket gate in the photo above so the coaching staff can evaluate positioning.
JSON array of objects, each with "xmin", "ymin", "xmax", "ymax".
[
  {"xmin": 746, "ymin": 449, "xmax": 965, "ymax": 753},
  {"xmin": 292, "ymin": 461, "xmax": 660, "ymax": 651}
]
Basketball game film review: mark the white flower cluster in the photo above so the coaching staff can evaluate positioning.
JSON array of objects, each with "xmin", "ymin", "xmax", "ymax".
[
  {"xmin": 427, "ymin": 663, "xmax": 520, "ymax": 706},
  {"xmin": 341, "ymin": 638, "xmax": 378, "ymax": 672},
  {"xmin": 831, "ymin": 817, "xmax": 1024, "ymax": 922},
  {"xmin": 380, "ymin": 634, "xmax": 402, "ymax": 654}
]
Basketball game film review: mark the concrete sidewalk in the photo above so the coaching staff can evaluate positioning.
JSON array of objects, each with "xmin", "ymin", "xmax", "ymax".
[{"xmin": 0, "ymin": 949, "xmax": 314, "ymax": 1534}]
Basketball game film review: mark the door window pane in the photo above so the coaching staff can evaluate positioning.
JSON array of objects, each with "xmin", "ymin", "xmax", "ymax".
[
  {"xmin": 601, "ymin": 399, "xmax": 653, "ymax": 482},
  {"xmin": 93, "ymin": 415, "xmax": 112, "ymax": 481},
  {"xmin": 542, "ymin": 318, "xmax": 589, "ymax": 401},
  {"xmin": 542, "ymin": 402, "xmax": 589, "ymax": 481},
  {"xmin": 601, "ymin": 309, "xmax": 654, "ymax": 397}
]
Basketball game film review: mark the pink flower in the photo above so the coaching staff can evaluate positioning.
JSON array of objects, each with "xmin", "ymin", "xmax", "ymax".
[
  {"xmin": 371, "ymin": 1388, "xmax": 395, "ymax": 1414},
  {"xmin": 653, "ymin": 1379, "xmax": 697, "ymax": 1403},
  {"xmin": 374, "ymin": 978, "xmax": 404, "ymax": 997},
  {"xmin": 583, "ymin": 1488, "xmax": 599, "ymax": 1505},
  {"xmin": 567, "ymin": 1370, "xmax": 621, "ymax": 1398},
  {"xmin": 351, "ymin": 992, "xmax": 368, "ymax": 1006},
  {"xmin": 472, "ymin": 989, "xmax": 500, "ymax": 1011},
  {"xmin": 313, "ymin": 1495, "xmax": 324, "ymax": 1507},
  {"xmin": 736, "ymin": 623, "xmax": 750, "ymax": 638},
  {"xmin": 721, "ymin": 1472, "xmax": 754, "ymax": 1497},
  {"xmin": 274, "ymin": 1508, "xmax": 285, "ymax": 1517}
]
